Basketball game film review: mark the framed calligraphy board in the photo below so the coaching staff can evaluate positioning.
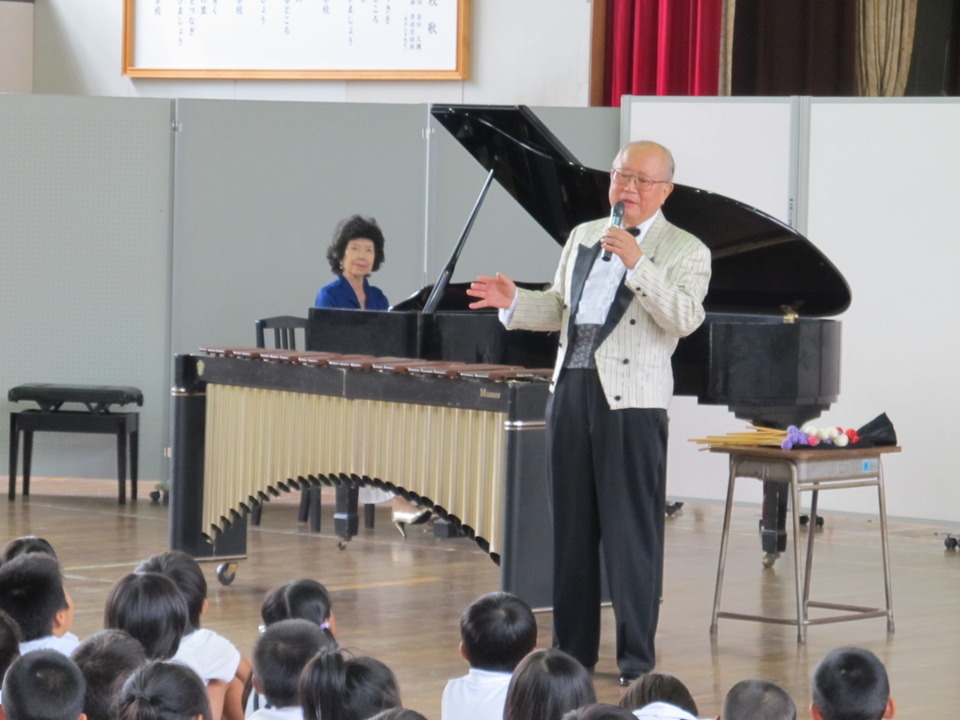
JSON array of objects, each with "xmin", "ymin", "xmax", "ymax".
[{"xmin": 123, "ymin": 0, "xmax": 469, "ymax": 79}]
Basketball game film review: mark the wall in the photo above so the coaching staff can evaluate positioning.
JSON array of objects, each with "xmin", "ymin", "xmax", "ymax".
[
  {"xmin": 32, "ymin": 0, "xmax": 594, "ymax": 107},
  {"xmin": 0, "ymin": 0, "xmax": 33, "ymax": 93}
]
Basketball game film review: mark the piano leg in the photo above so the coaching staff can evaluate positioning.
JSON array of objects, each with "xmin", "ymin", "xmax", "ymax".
[{"xmin": 760, "ymin": 480, "xmax": 789, "ymax": 565}]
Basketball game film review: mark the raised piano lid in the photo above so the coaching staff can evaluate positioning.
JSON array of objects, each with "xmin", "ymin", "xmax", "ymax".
[{"xmin": 431, "ymin": 104, "xmax": 851, "ymax": 318}]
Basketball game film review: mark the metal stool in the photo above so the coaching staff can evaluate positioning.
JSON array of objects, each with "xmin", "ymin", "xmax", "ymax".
[{"xmin": 709, "ymin": 445, "xmax": 899, "ymax": 643}]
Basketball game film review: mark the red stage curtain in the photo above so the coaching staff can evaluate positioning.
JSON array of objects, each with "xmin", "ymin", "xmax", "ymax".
[{"xmin": 604, "ymin": 0, "xmax": 723, "ymax": 106}]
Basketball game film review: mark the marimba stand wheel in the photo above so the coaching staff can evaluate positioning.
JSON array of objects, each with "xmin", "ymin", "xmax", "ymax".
[
  {"xmin": 216, "ymin": 562, "xmax": 238, "ymax": 586},
  {"xmin": 945, "ymin": 536, "xmax": 959, "ymax": 550},
  {"xmin": 762, "ymin": 552, "xmax": 779, "ymax": 568}
]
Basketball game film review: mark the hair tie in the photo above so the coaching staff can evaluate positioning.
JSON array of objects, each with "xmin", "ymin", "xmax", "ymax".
[{"xmin": 320, "ymin": 621, "xmax": 331, "ymax": 630}]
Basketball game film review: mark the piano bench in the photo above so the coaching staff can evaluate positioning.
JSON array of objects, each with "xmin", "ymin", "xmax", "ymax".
[{"xmin": 8, "ymin": 383, "xmax": 143, "ymax": 505}]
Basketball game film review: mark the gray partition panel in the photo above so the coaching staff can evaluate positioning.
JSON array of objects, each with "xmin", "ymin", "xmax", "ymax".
[
  {"xmin": 170, "ymin": 99, "xmax": 428, "ymax": 355},
  {"xmin": 0, "ymin": 94, "xmax": 173, "ymax": 483}
]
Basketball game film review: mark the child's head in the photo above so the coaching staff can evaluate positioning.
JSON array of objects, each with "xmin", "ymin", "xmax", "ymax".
[
  {"xmin": 72, "ymin": 629, "xmax": 148, "ymax": 720},
  {"xmin": 299, "ymin": 648, "xmax": 402, "ymax": 720},
  {"xmin": 252, "ymin": 619, "xmax": 333, "ymax": 709},
  {"xmin": 562, "ymin": 704, "xmax": 637, "ymax": 720},
  {"xmin": 117, "ymin": 660, "xmax": 212, "ymax": 720},
  {"xmin": 722, "ymin": 679, "xmax": 796, "ymax": 720},
  {"xmin": 103, "ymin": 572, "xmax": 189, "ymax": 659},
  {"xmin": 365, "ymin": 711, "xmax": 428, "ymax": 720},
  {"xmin": 0, "ymin": 608, "xmax": 22, "ymax": 679},
  {"xmin": 261, "ymin": 578, "xmax": 334, "ymax": 635},
  {"xmin": 459, "ymin": 591, "xmax": 536, "ymax": 673},
  {"xmin": 503, "ymin": 648, "xmax": 596, "ymax": 720},
  {"xmin": 0, "ymin": 649, "xmax": 86, "ymax": 720},
  {"xmin": 811, "ymin": 646, "xmax": 894, "ymax": 720},
  {"xmin": 0, "ymin": 536, "xmax": 57, "ymax": 565},
  {"xmin": 0, "ymin": 552, "xmax": 72, "ymax": 641},
  {"xmin": 135, "ymin": 551, "xmax": 207, "ymax": 632},
  {"xmin": 620, "ymin": 672, "xmax": 698, "ymax": 717}
]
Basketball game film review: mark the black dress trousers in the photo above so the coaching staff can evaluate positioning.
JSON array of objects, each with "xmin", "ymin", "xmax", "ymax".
[{"xmin": 547, "ymin": 367, "xmax": 668, "ymax": 675}]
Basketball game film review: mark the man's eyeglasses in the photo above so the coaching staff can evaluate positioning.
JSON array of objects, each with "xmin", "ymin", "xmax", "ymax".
[{"xmin": 610, "ymin": 169, "xmax": 670, "ymax": 190}]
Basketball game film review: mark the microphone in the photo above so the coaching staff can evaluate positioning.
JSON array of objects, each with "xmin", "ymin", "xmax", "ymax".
[{"xmin": 602, "ymin": 201, "xmax": 625, "ymax": 261}]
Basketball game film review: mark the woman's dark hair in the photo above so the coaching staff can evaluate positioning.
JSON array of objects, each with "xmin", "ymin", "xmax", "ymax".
[
  {"xmin": 0, "ymin": 535, "xmax": 57, "ymax": 565},
  {"xmin": 72, "ymin": 629, "xmax": 148, "ymax": 720},
  {"xmin": 117, "ymin": 660, "xmax": 212, "ymax": 720},
  {"xmin": 325, "ymin": 214, "xmax": 386, "ymax": 275},
  {"xmin": 300, "ymin": 648, "xmax": 401, "ymax": 720},
  {"xmin": 261, "ymin": 578, "xmax": 333, "ymax": 631},
  {"xmin": 136, "ymin": 550, "xmax": 208, "ymax": 632},
  {"xmin": 619, "ymin": 672, "xmax": 699, "ymax": 717},
  {"xmin": 103, "ymin": 572, "xmax": 189, "ymax": 660},
  {"xmin": 503, "ymin": 648, "xmax": 596, "ymax": 720}
]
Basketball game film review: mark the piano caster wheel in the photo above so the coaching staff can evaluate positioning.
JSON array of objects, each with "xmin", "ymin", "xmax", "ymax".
[
  {"xmin": 799, "ymin": 514, "xmax": 825, "ymax": 528},
  {"xmin": 665, "ymin": 501, "xmax": 684, "ymax": 517},
  {"xmin": 337, "ymin": 537, "xmax": 350, "ymax": 550},
  {"xmin": 216, "ymin": 562, "xmax": 238, "ymax": 586},
  {"xmin": 944, "ymin": 535, "xmax": 958, "ymax": 550},
  {"xmin": 762, "ymin": 552, "xmax": 779, "ymax": 568}
]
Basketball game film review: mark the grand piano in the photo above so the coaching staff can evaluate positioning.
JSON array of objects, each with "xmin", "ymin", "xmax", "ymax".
[{"xmin": 306, "ymin": 103, "xmax": 850, "ymax": 570}]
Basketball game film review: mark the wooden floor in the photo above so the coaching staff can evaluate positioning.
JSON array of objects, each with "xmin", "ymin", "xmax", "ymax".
[{"xmin": 5, "ymin": 476, "xmax": 960, "ymax": 718}]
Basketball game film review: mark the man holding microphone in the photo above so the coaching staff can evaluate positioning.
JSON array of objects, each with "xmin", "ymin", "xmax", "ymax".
[{"xmin": 467, "ymin": 140, "xmax": 711, "ymax": 684}]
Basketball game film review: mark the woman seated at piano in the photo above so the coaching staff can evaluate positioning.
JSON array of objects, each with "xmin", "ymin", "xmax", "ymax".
[
  {"xmin": 315, "ymin": 214, "xmax": 389, "ymax": 310},
  {"xmin": 314, "ymin": 214, "xmax": 430, "ymax": 534}
]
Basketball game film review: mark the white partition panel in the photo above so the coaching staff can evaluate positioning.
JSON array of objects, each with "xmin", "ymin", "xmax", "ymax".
[
  {"xmin": 805, "ymin": 98, "xmax": 960, "ymax": 521},
  {"xmin": 622, "ymin": 96, "xmax": 797, "ymax": 225},
  {"xmin": 622, "ymin": 96, "xmax": 960, "ymax": 523},
  {"xmin": 621, "ymin": 96, "xmax": 802, "ymax": 506}
]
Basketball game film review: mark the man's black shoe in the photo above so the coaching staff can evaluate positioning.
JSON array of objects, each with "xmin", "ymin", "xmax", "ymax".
[{"xmin": 618, "ymin": 674, "xmax": 638, "ymax": 687}]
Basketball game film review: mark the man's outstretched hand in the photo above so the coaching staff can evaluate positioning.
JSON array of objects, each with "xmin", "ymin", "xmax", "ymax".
[{"xmin": 467, "ymin": 273, "xmax": 517, "ymax": 310}]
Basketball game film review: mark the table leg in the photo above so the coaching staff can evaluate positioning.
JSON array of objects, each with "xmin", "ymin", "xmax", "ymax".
[
  {"xmin": 710, "ymin": 460, "xmax": 738, "ymax": 634},
  {"xmin": 802, "ymin": 489, "xmax": 820, "ymax": 611},
  {"xmin": 789, "ymin": 469, "xmax": 805, "ymax": 643},
  {"xmin": 877, "ymin": 463, "xmax": 895, "ymax": 632}
]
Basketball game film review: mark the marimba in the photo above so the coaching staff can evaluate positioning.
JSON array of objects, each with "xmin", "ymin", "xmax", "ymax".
[{"xmin": 169, "ymin": 349, "xmax": 554, "ymax": 603}]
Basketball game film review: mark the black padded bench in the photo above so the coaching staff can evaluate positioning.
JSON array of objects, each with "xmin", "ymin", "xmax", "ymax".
[{"xmin": 8, "ymin": 384, "xmax": 143, "ymax": 505}]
